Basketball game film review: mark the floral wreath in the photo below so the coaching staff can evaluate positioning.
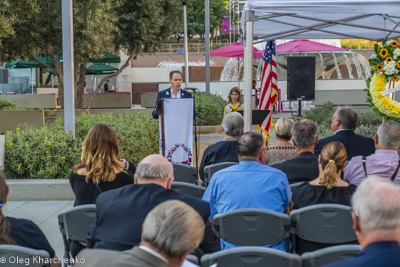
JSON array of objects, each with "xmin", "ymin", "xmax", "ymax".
[
  {"xmin": 365, "ymin": 39, "xmax": 400, "ymax": 120},
  {"xmin": 166, "ymin": 143, "xmax": 193, "ymax": 165}
]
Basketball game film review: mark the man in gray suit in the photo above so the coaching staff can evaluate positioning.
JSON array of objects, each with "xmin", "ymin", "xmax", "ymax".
[{"xmin": 76, "ymin": 200, "xmax": 205, "ymax": 267}]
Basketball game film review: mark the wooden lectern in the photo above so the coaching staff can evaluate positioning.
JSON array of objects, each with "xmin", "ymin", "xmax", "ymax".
[{"xmin": 154, "ymin": 99, "xmax": 166, "ymax": 156}]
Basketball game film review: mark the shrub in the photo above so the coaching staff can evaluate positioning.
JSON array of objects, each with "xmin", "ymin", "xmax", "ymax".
[
  {"xmin": 4, "ymin": 112, "xmax": 159, "ymax": 179},
  {"xmin": 195, "ymin": 92, "xmax": 226, "ymax": 126},
  {"xmin": 304, "ymin": 101, "xmax": 335, "ymax": 127},
  {"xmin": 0, "ymin": 99, "xmax": 17, "ymax": 110}
]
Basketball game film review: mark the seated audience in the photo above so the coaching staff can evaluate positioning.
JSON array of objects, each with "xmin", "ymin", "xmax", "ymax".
[
  {"xmin": 315, "ymin": 107, "xmax": 375, "ymax": 160},
  {"xmin": 0, "ymin": 171, "xmax": 60, "ymax": 267},
  {"xmin": 199, "ymin": 112, "xmax": 244, "ymax": 182},
  {"xmin": 323, "ymin": 176, "xmax": 400, "ymax": 267},
  {"xmin": 202, "ymin": 132, "xmax": 291, "ymax": 251},
  {"xmin": 266, "ymin": 118, "xmax": 297, "ymax": 164},
  {"xmin": 344, "ymin": 121, "xmax": 400, "ymax": 184},
  {"xmin": 292, "ymin": 141, "xmax": 358, "ymax": 255},
  {"xmin": 86, "ymin": 154, "xmax": 220, "ymax": 259},
  {"xmin": 69, "ymin": 122, "xmax": 135, "ymax": 206},
  {"xmin": 278, "ymin": 119, "xmax": 319, "ymax": 184},
  {"xmin": 77, "ymin": 200, "xmax": 205, "ymax": 267},
  {"xmin": 224, "ymin": 87, "xmax": 243, "ymax": 117}
]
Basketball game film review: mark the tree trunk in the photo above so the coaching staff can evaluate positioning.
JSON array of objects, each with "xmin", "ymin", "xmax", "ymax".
[
  {"xmin": 86, "ymin": 52, "xmax": 136, "ymax": 109},
  {"xmin": 76, "ymin": 62, "xmax": 87, "ymax": 109}
]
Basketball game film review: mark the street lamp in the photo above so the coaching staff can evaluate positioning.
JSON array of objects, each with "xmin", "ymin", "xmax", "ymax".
[{"xmin": 182, "ymin": 0, "xmax": 189, "ymax": 88}]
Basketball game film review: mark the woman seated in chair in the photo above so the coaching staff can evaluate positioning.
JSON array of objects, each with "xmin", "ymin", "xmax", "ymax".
[
  {"xmin": 69, "ymin": 122, "xmax": 135, "ymax": 206},
  {"xmin": 266, "ymin": 118, "xmax": 297, "ymax": 164},
  {"xmin": 0, "ymin": 171, "xmax": 61, "ymax": 267},
  {"xmin": 292, "ymin": 141, "xmax": 358, "ymax": 254}
]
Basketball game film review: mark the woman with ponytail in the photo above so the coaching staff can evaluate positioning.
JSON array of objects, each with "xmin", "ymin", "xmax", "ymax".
[
  {"xmin": 0, "ymin": 170, "xmax": 60, "ymax": 266},
  {"xmin": 291, "ymin": 141, "xmax": 358, "ymax": 254}
]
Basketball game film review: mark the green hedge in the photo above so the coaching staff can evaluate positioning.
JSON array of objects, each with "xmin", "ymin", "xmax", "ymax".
[
  {"xmin": 4, "ymin": 112, "xmax": 159, "ymax": 179},
  {"xmin": 195, "ymin": 92, "xmax": 226, "ymax": 126}
]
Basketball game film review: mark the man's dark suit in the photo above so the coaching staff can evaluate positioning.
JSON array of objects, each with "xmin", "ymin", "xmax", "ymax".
[
  {"xmin": 86, "ymin": 183, "xmax": 220, "ymax": 258},
  {"xmin": 76, "ymin": 246, "xmax": 171, "ymax": 267},
  {"xmin": 152, "ymin": 88, "xmax": 193, "ymax": 119},
  {"xmin": 278, "ymin": 152, "xmax": 319, "ymax": 184},
  {"xmin": 314, "ymin": 130, "xmax": 375, "ymax": 160},
  {"xmin": 323, "ymin": 242, "xmax": 400, "ymax": 267}
]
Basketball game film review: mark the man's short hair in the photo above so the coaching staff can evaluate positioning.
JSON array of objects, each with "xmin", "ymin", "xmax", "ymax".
[
  {"xmin": 106, "ymin": 80, "xmax": 109, "ymax": 82},
  {"xmin": 135, "ymin": 160, "xmax": 172, "ymax": 182},
  {"xmin": 377, "ymin": 121, "xmax": 400, "ymax": 149},
  {"xmin": 222, "ymin": 112, "xmax": 244, "ymax": 137},
  {"xmin": 291, "ymin": 119, "xmax": 318, "ymax": 148},
  {"xmin": 237, "ymin": 132, "xmax": 264, "ymax": 158},
  {"xmin": 142, "ymin": 200, "xmax": 205, "ymax": 258},
  {"xmin": 169, "ymin": 71, "xmax": 183, "ymax": 79},
  {"xmin": 336, "ymin": 107, "xmax": 358, "ymax": 131},
  {"xmin": 352, "ymin": 176, "xmax": 400, "ymax": 233}
]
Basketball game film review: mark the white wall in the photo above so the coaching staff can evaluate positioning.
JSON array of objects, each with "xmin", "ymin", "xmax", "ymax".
[{"xmin": 132, "ymin": 67, "xmax": 182, "ymax": 83}]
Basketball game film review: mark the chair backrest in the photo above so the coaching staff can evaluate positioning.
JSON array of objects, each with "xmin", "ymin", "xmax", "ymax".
[
  {"xmin": 171, "ymin": 182, "xmax": 206, "ymax": 199},
  {"xmin": 172, "ymin": 163, "xmax": 197, "ymax": 183},
  {"xmin": 186, "ymin": 254, "xmax": 199, "ymax": 265},
  {"xmin": 290, "ymin": 204, "xmax": 357, "ymax": 245},
  {"xmin": 267, "ymin": 160, "xmax": 286, "ymax": 169},
  {"xmin": 58, "ymin": 204, "xmax": 96, "ymax": 242},
  {"xmin": 213, "ymin": 208, "xmax": 290, "ymax": 246},
  {"xmin": 203, "ymin": 162, "xmax": 238, "ymax": 186},
  {"xmin": 0, "ymin": 245, "xmax": 50, "ymax": 267},
  {"xmin": 301, "ymin": 244, "xmax": 361, "ymax": 267},
  {"xmin": 201, "ymin": 247, "xmax": 301, "ymax": 267},
  {"xmin": 290, "ymin": 182, "xmax": 305, "ymax": 193}
]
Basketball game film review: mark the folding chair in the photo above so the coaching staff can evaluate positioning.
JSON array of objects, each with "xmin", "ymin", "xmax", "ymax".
[
  {"xmin": 213, "ymin": 208, "xmax": 291, "ymax": 252},
  {"xmin": 0, "ymin": 245, "xmax": 50, "ymax": 267},
  {"xmin": 171, "ymin": 182, "xmax": 206, "ymax": 199},
  {"xmin": 301, "ymin": 244, "xmax": 361, "ymax": 267},
  {"xmin": 203, "ymin": 162, "xmax": 238, "ymax": 187},
  {"xmin": 290, "ymin": 204, "xmax": 357, "ymax": 254},
  {"xmin": 172, "ymin": 163, "xmax": 197, "ymax": 183},
  {"xmin": 201, "ymin": 247, "xmax": 301, "ymax": 267},
  {"xmin": 267, "ymin": 160, "xmax": 286, "ymax": 169},
  {"xmin": 290, "ymin": 182, "xmax": 305, "ymax": 193},
  {"xmin": 58, "ymin": 204, "xmax": 96, "ymax": 267}
]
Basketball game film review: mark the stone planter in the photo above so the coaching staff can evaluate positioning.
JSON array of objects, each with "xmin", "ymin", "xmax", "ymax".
[{"xmin": 0, "ymin": 110, "xmax": 44, "ymax": 134}]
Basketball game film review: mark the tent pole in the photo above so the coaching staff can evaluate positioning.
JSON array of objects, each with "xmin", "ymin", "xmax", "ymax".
[
  {"xmin": 238, "ymin": 58, "xmax": 240, "ymax": 88},
  {"xmin": 31, "ymin": 68, "xmax": 33, "ymax": 94},
  {"xmin": 244, "ymin": 10, "xmax": 254, "ymax": 132}
]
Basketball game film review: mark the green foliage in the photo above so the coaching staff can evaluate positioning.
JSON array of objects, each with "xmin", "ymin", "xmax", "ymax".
[
  {"xmin": 340, "ymin": 39, "xmax": 377, "ymax": 49},
  {"xmin": 4, "ymin": 112, "xmax": 159, "ymax": 179},
  {"xmin": 0, "ymin": 98, "xmax": 17, "ymax": 110},
  {"xmin": 195, "ymin": 92, "xmax": 226, "ymax": 126},
  {"xmin": 304, "ymin": 101, "xmax": 336, "ymax": 127}
]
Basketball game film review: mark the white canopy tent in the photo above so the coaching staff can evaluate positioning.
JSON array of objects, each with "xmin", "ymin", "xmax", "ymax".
[{"xmin": 240, "ymin": 0, "xmax": 400, "ymax": 131}]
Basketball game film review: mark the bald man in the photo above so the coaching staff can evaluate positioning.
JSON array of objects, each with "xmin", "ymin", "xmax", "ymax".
[{"xmin": 86, "ymin": 154, "xmax": 220, "ymax": 259}]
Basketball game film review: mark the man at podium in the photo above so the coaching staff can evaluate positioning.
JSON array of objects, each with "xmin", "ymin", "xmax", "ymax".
[{"xmin": 152, "ymin": 71, "xmax": 192, "ymax": 119}]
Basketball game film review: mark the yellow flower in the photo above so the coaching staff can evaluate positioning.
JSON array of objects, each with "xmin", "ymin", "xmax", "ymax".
[
  {"xmin": 46, "ymin": 151, "xmax": 49, "ymax": 154},
  {"xmin": 58, "ymin": 121, "xmax": 61, "ymax": 124},
  {"xmin": 380, "ymin": 48, "xmax": 388, "ymax": 58},
  {"xmin": 83, "ymin": 115, "xmax": 87, "ymax": 118},
  {"xmin": 26, "ymin": 144, "xmax": 29, "ymax": 147},
  {"xmin": 18, "ymin": 165, "xmax": 21, "ymax": 169},
  {"xmin": 376, "ymin": 64, "xmax": 384, "ymax": 72},
  {"xmin": 62, "ymin": 157, "xmax": 66, "ymax": 160},
  {"xmin": 74, "ymin": 147, "xmax": 77, "ymax": 151},
  {"xmin": 392, "ymin": 106, "xmax": 400, "ymax": 114},
  {"xmin": 391, "ymin": 40, "xmax": 399, "ymax": 48},
  {"xmin": 45, "ymin": 137, "xmax": 48, "ymax": 140},
  {"xmin": 397, "ymin": 60, "xmax": 400, "ymax": 68},
  {"xmin": 16, "ymin": 128, "xmax": 20, "ymax": 131},
  {"xmin": 8, "ymin": 143, "xmax": 13, "ymax": 146},
  {"xmin": 48, "ymin": 142, "xmax": 51, "ymax": 146},
  {"xmin": 386, "ymin": 57, "xmax": 393, "ymax": 64},
  {"xmin": 393, "ymin": 74, "xmax": 399, "ymax": 82}
]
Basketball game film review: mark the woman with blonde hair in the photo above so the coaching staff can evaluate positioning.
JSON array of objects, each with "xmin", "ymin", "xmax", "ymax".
[
  {"xmin": 291, "ymin": 141, "xmax": 357, "ymax": 254},
  {"xmin": 266, "ymin": 118, "xmax": 297, "ymax": 164},
  {"xmin": 69, "ymin": 123, "xmax": 135, "ymax": 206},
  {"xmin": 224, "ymin": 87, "xmax": 244, "ymax": 117}
]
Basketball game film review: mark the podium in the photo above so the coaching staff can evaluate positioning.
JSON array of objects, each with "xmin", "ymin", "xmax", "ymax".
[{"xmin": 154, "ymin": 98, "xmax": 194, "ymax": 165}]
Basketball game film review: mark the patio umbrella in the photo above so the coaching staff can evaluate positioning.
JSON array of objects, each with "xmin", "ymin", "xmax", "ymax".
[
  {"xmin": 208, "ymin": 42, "xmax": 264, "ymax": 59},
  {"xmin": 276, "ymin": 39, "xmax": 348, "ymax": 53},
  {"xmin": 86, "ymin": 63, "xmax": 118, "ymax": 74}
]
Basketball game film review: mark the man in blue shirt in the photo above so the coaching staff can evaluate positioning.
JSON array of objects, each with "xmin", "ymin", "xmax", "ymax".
[
  {"xmin": 202, "ymin": 132, "xmax": 291, "ymax": 251},
  {"xmin": 323, "ymin": 176, "xmax": 400, "ymax": 267}
]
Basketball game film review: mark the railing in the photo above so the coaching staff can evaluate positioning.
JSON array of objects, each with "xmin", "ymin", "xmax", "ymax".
[{"xmin": 157, "ymin": 42, "xmax": 231, "ymax": 54}]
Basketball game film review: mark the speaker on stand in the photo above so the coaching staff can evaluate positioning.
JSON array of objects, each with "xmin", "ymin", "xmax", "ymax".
[{"xmin": 287, "ymin": 56, "xmax": 315, "ymax": 119}]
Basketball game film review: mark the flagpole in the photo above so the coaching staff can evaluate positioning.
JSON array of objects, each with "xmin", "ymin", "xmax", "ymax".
[{"xmin": 244, "ymin": 10, "xmax": 254, "ymax": 132}]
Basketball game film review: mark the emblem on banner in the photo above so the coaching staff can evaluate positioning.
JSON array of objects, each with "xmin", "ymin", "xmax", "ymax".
[{"xmin": 166, "ymin": 143, "xmax": 193, "ymax": 165}]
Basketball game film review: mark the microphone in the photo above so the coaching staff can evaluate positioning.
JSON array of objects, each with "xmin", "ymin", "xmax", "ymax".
[{"xmin": 184, "ymin": 87, "xmax": 200, "ymax": 92}]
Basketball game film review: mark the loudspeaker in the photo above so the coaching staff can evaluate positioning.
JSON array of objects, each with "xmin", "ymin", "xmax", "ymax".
[{"xmin": 287, "ymin": 56, "xmax": 315, "ymax": 101}]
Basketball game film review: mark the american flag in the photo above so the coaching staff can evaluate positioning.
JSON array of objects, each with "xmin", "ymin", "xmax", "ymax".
[{"xmin": 258, "ymin": 40, "xmax": 278, "ymax": 140}]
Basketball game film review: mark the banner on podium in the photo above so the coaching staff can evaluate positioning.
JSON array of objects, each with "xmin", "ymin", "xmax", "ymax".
[{"xmin": 160, "ymin": 98, "xmax": 193, "ymax": 165}]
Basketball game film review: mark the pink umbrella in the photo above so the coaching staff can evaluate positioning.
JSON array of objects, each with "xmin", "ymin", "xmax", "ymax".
[
  {"xmin": 208, "ymin": 42, "xmax": 265, "ymax": 59},
  {"xmin": 276, "ymin": 39, "xmax": 348, "ymax": 53}
]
